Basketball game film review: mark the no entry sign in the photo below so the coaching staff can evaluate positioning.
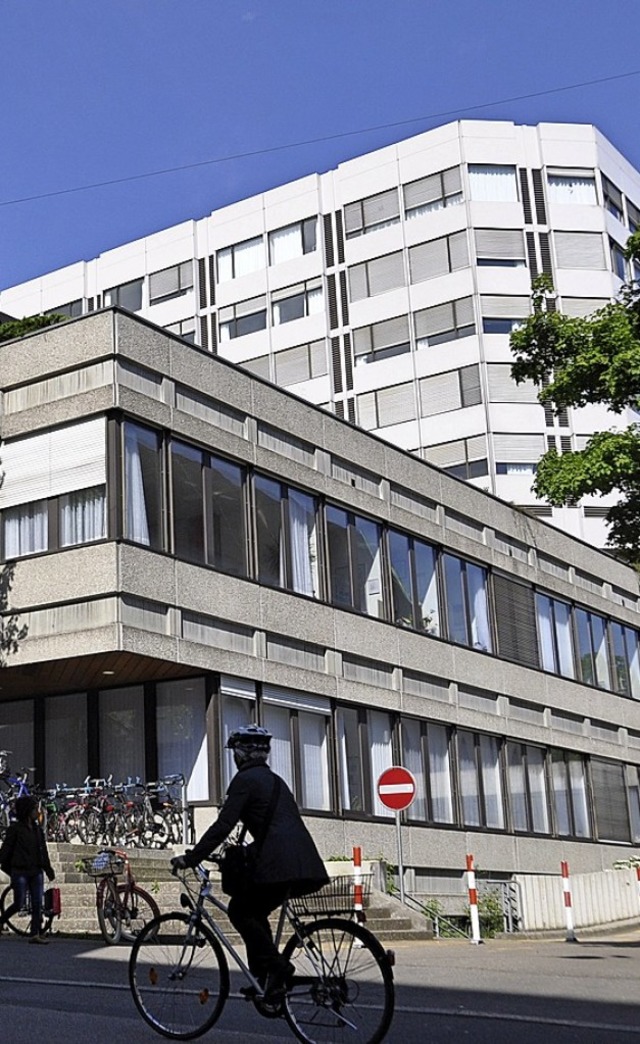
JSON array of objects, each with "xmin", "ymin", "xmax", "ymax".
[{"xmin": 377, "ymin": 766, "xmax": 416, "ymax": 812}]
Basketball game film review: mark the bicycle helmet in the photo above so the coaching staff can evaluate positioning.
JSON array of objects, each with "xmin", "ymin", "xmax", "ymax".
[{"xmin": 226, "ymin": 724, "xmax": 272, "ymax": 752}]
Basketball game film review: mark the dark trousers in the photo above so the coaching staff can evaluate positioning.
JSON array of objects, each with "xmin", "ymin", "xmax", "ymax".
[
  {"xmin": 0, "ymin": 871, "xmax": 43, "ymax": 936},
  {"xmin": 228, "ymin": 883, "xmax": 290, "ymax": 980}
]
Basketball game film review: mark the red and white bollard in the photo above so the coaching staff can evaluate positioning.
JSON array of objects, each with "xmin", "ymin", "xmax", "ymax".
[
  {"xmin": 561, "ymin": 860, "xmax": 577, "ymax": 942},
  {"xmin": 353, "ymin": 846, "xmax": 365, "ymax": 923},
  {"xmin": 466, "ymin": 854, "xmax": 482, "ymax": 945}
]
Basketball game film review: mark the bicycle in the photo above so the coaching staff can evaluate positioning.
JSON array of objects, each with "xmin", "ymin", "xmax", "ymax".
[
  {"xmin": 0, "ymin": 882, "xmax": 60, "ymax": 937},
  {"xmin": 80, "ymin": 847, "xmax": 160, "ymax": 945},
  {"xmin": 129, "ymin": 856, "xmax": 395, "ymax": 1043}
]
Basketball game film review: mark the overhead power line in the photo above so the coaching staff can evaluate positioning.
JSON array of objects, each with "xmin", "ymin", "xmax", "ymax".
[{"xmin": 1, "ymin": 68, "xmax": 639, "ymax": 208}]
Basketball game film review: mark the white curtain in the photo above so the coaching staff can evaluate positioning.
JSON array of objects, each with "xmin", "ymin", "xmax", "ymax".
[
  {"xmin": 536, "ymin": 596, "xmax": 556, "ymax": 671},
  {"xmin": 307, "ymin": 286, "xmax": 323, "ymax": 314},
  {"xmin": 401, "ymin": 719, "xmax": 426, "ymax": 820},
  {"xmin": 221, "ymin": 694, "xmax": 255, "ymax": 790},
  {"xmin": 507, "ymin": 746, "xmax": 528, "ymax": 830},
  {"xmin": 4, "ymin": 500, "xmax": 48, "ymax": 557},
  {"xmin": 568, "ymin": 758, "xmax": 591, "ymax": 837},
  {"xmin": 355, "ymin": 518, "xmax": 383, "ymax": 618},
  {"xmin": 547, "ymin": 176, "xmax": 596, "ymax": 205},
  {"xmin": 235, "ymin": 238, "xmax": 264, "ymax": 277},
  {"xmin": 479, "ymin": 733, "xmax": 504, "ymax": 828},
  {"xmin": 457, "ymin": 731, "xmax": 481, "ymax": 826},
  {"xmin": 554, "ymin": 601, "xmax": 575, "ymax": 678},
  {"xmin": 592, "ymin": 616, "xmax": 611, "ymax": 689},
  {"xmin": 526, "ymin": 746, "xmax": 549, "ymax": 833},
  {"xmin": 298, "ymin": 711, "xmax": 330, "ymax": 810},
  {"xmin": 552, "ymin": 758, "xmax": 571, "ymax": 835},
  {"xmin": 60, "ymin": 486, "xmax": 106, "ymax": 546},
  {"xmin": 415, "ymin": 544, "xmax": 440, "ymax": 635},
  {"xmin": 427, "ymin": 724, "xmax": 453, "ymax": 823},
  {"xmin": 469, "ymin": 165, "xmax": 518, "ymax": 202},
  {"xmin": 156, "ymin": 679, "xmax": 209, "ymax": 802},
  {"xmin": 369, "ymin": 710, "xmax": 394, "ymax": 817},
  {"xmin": 262, "ymin": 704, "xmax": 294, "ymax": 790},
  {"xmin": 468, "ymin": 564, "xmax": 492, "ymax": 651},
  {"xmin": 289, "ymin": 489, "xmax": 318, "ymax": 597},
  {"xmin": 270, "ymin": 224, "xmax": 302, "ymax": 265},
  {"xmin": 125, "ymin": 431, "xmax": 150, "ymax": 544}
]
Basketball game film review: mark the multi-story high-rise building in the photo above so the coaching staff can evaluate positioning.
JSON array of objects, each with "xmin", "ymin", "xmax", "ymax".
[{"xmin": 2, "ymin": 120, "xmax": 639, "ymax": 545}]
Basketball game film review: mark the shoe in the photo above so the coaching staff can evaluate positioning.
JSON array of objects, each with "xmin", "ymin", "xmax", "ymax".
[
  {"xmin": 28, "ymin": 935, "xmax": 49, "ymax": 945},
  {"xmin": 264, "ymin": 959, "xmax": 294, "ymax": 1000}
]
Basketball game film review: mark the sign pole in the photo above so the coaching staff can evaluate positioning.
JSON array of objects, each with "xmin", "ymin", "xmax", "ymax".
[{"xmin": 395, "ymin": 809, "xmax": 406, "ymax": 905}]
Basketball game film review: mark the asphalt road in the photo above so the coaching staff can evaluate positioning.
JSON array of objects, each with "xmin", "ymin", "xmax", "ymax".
[{"xmin": 1, "ymin": 928, "xmax": 640, "ymax": 1042}]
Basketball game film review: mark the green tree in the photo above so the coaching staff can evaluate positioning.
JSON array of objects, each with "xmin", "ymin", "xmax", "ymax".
[
  {"xmin": 510, "ymin": 232, "xmax": 640, "ymax": 559},
  {"xmin": 0, "ymin": 312, "xmax": 67, "ymax": 343}
]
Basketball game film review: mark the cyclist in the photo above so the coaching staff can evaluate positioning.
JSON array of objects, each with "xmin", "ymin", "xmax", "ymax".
[
  {"xmin": 172, "ymin": 724, "xmax": 328, "ymax": 998},
  {"xmin": 0, "ymin": 795, "xmax": 56, "ymax": 943}
]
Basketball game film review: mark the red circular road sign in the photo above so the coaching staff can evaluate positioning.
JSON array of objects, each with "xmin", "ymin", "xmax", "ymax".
[{"xmin": 377, "ymin": 766, "xmax": 416, "ymax": 811}]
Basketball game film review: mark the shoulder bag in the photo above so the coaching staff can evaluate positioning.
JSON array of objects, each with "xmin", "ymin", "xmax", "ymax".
[{"xmin": 220, "ymin": 776, "xmax": 281, "ymax": 897}]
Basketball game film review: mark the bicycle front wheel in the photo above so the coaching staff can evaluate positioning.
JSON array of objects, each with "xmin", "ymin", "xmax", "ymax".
[
  {"xmin": 129, "ymin": 911, "xmax": 229, "ymax": 1040},
  {"xmin": 119, "ymin": 883, "xmax": 160, "ymax": 942},
  {"xmin": 0, "ymin": 883, "xmax": 31, "ymax": 936},
  {"xmin": 97, "ymin": 877, "xmax": 122, "ymax": 944},
  {"xmin": 282, "ymin": 917, "xmax": 395, "ymax": 1044}
]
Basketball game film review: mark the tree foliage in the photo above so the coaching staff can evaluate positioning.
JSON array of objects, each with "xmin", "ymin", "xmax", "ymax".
[
  {"xmin": 510, "ymin": 233, "xmax": 640, "ymax": 558},
  {"xmin": 0, "ymin": 312, "xmax": 68, "ymax": 343}
]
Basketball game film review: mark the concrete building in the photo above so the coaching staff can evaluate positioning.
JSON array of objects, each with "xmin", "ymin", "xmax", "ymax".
[
  {"xmin": 1, "ymin": 309, "xmax": 640, "ymax": 890},
  {"xmin": 2, "ymin": 120, "xmax": 640, "ymax": 548}
]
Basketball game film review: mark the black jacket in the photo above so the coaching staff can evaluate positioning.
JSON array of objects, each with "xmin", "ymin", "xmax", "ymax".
[
  {"xmin": 0, "ymin": 820, "xmax": 53, "ymax": 877},
  {"xmin": 187, "ymin": 763, "xmax": 329, "ymax": 889}
]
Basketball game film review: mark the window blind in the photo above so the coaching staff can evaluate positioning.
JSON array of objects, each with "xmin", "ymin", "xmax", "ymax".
[
  {"xmin": 420, "ymin": 371, "xmax": 462, "ymax": 416},
  {"xmin": 555, "ymin": 232, "xmax": 606, "ymax": 269},
  {"xmin": 493, "ymin": 574, "xmax": 539, "ymax": 668},
  {"xmin": 367, "ymin": 252, "xmax": 405, "ymax": 296},
  {"xmin": 475, "ymin": 228, "xmax": 525, "ymax": 260},
  {"xmin": 262, "ymin": 684, "xmax": 330, "ymax": 714},
  {"xmin": 560, "ymin": 298, "xmax": 609, "ymax": 317},
  {"xmin": 376, "ymin": 382, "xmax": 415, "ymax": 426},
  {"xmin": 493, "ymin": 433, "xmax": 545, "ymax": 461},
  {"xmin": 410, "ymin": 237, "xmax": 449, "ymax": 282},
  {"xmin": 0, "ymin": 417, "xmax": 106, "ymax": 509},
  {"xmin": 220, "ymin": 675, "xmax": 256, "ymax": 700},
  {"xmin": 363, "ymin": 188, "xmax": 399, "ymax": 226},
  {"xmin": 488, "ymin": 364, "xmax": 538, "ymax": 402},
  {"xmin": 481, "ymin": 296, "xmax": 530, "ymax": 318},
  {"xmin": 591, "ymin": 759, "xmax": 630, "ymax": 842}
]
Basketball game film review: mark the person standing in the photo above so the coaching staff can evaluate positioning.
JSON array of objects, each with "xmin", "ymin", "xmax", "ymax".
[
  {"xmin": 172, "ymin": 724, "xmax": 328, "ymax": 998},
  {"xmin": 0, "ymin": 795, "xmax": 55, "ymax": 942}
]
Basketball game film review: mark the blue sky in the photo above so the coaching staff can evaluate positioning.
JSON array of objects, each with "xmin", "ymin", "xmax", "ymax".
[{"xmin": 1, "ymin": 0, "xmax": 639, "ymax": 291}]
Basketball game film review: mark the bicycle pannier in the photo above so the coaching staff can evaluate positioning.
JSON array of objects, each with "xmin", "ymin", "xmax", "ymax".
[
  {"xmin": 44, "ymin": 887, "xmax": 61, "ymax": 917},
  {"xmin": 220, "ymin": 844, "xmax": 255, "ymax": 897}
]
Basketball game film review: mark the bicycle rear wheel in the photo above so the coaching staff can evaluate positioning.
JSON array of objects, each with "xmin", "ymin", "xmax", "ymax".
[
  {"xmin": 282, "ymin": 917, "xmax": 395, "ymax": 1044},
  {"xmin": 97, "ymin": 877, "xmax": 122, "ymax": 944},
  {"xmin": 129, "ymin": 911, "xmax": 229, "ymax": 1040},
  {"xmin": 119, "ymin": 883, "xmax": 160, "ymax": 942},
  {"xmin": 0, "ymin": 883, "xmax": 31, "ymax": 936}
]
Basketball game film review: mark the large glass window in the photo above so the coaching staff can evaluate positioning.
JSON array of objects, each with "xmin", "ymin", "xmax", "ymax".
[
  {"xmin": 298, "ymin": 710, "xmax": 331, "ymax": 811},
  {"xmin": 254, "ymin": 477, "xmax": 319, "ymax": 598},
  {"xmin": 402, "ymin": 718, "xmax": 454, "ymax": 824},
  {"xmin": 205, "ymin": 456, "xmax": 248, "ymax": 577},
  {"xmin": 468, "ymin": 165, "xmax": 518, "ymax": 202},
  {"xmin": 268, "ymin": 218, "xmax": 317, "ymax": 265},
  {"xmin": 171, "ymin": 442, "xmax": 204, "ymax": 562},
  {"xmin": 219, "ymin": 685, "xmax": 256, "ymax": 791},
  {"xmin": 403, "ymin": 166, "xmax": 463, "ymax": 219},
  {"xmin": 536, "ymin": 594, "xmax": 575, "ymax": 678},
  {"xmin": 124, "ymin": 422, "xmax": 164, "ymax": 549},
  {"xmin": 3, "ymin": 499, "xmax": 48, "ymax": 558},
  {"xmin": 551, "ymin": 751, "xmax": 591, "ymax": 838},
  {"xmin": 345, "ymin": 189, "xmax": 400, "ymax": 238},
  {"xmin": 45, "ymin": 693, "xmax": 88, "ymax": 788},
  {"xmin": 0, "ymin": 700, "xmax": 34, "ymax": 779},
  {"xmin": 370, "ymin": 710, "xmax": 394, "ymax": 817},
  {"xmin": 104, "ymin": 279, "xmax": 143, "ymax": 312},
  {"xmin": 506, "ymin": 743, "xmax": 550, "ymax": 834},
  {"xmin": 156, "ymin": 679, "xmax": 209, "ymax": 802},
  {"xmin": 590, "ymin": 758, "xmax": 630, "ymax": 842},
  {"xmin": 219, "ymin": 297, "xmax": 267, "ymax": 341},
  {"xmin": 60, "ymin": 486, "xmax": 106, "ymax": 546},
  {"xmin": 547, "ymin": 172, "xmax": 597, "ymax": 205},
  {"xmin": 149, "ymin": 262, "xmax": 193, "ymax": 304},
  {"xmin": 262, "ymin": 703, "xmax": 294, "ymax": 792},
  {"xmin": 337, "ymin": 707, "xmax": 366, "ymax": 813},
  {"xmin": 217, "ymin": 236, "xmax": 264, "ymax": 282},
  {"xmin": 388, "ymin": 530, "xmax": 440, "ymax": 635},
  {"xmin": 326, "ymin": 506, "xmax": 383, "ymax": 619},
  {"xmin": 272, "ymin": 280, "xmax": 323, "ymax": 325},
  {"xmin": 575, "ymin": 608, "xmax": 611, "ymax": 689},
  {"xmin": 99, "ymin": 685, "xmax": 145, "ymax": 782},
  {"xmin": 443, "ymin": 554, "xmax": 492, "ymax": 652}
]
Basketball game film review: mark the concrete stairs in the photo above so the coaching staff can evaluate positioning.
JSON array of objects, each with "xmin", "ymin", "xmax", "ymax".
[{"xmin": 40, "ymin": 843, "xmax": 431, "ymax": 942}]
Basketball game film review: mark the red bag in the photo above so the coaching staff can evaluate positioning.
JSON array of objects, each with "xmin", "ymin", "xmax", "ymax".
[{"xmin": 44, "ymin": 887, "xmax": 61, "ymax": 917}]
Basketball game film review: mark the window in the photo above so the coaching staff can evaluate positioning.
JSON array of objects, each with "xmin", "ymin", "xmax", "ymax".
[
  {"xmin": 205, "ymin": 455, "xmax": 248, "ymax": 577},
  {"xmin": 442, "ymin": 554, "xmax": 492, "ymax": 652},
  {"xmin": 254, "ymin": 476, "xmax": 319, "ymax": 598},
  {"xmin": 348, "ymin": 252, "xmax": 405, "ymax": 301},
  {"xmin": 458, "ymin": 731, "xmax": 505, "ymax": 829},
  {"xmin": 271, "ymin": 279, "xmax": 323, "ymax": 325},
  {"xmin": 628, "ymin": 199, "xmax": 640, "ymax": 234},
  {"xmin": 124, "ymin": 422, "xmax": 164, "ymax": 549},
  {"xmin": 344, "ymin": 188, "xmax": 400, "ymax": 238},
  {"xmin": 99, "ymin": 685, "xmax": 145, "ymax": 781},
  {"xmin": 357, "ymin": 382, "xmax": 415, "ymax": 429},
  {"xmin": 506, "ymin": 743, "xmax": 550, "ymax": 833},
  {"xmin": 409, "ymin": 231, "xmax": 469, "ymax": 282},
  {"xmin": 414, "ymin": 296, "xmax": 475, "ymax": 347},
  {"xmin": 219, "ymin": 296, "xmax": 267, "ymax": 341},
  {"xmin": 157, "ymin": 679, "xmax": 208, "ymax": 801},
  {"xmin": 468, "ymin": 165, "xmax": 518, "ymax": 202},
  {"xmin": 268, "ymin": 218, "xmax": 317, "ymax": 265},
  {"xmin": 610, "ymin": 239, "xmax": 627, "ymax": 281},
  {"xmin": 273, "ymin": 340, "xmax": 328, "ymax": 385},
  {"xmin": 326, "ymin": 506, "xmax": 384, "ymax": 618},
  {"xmin": 402, "ymin": 719, "xmax": 455, "ymax": 823},
  {"xmin": 171, "ymin": 441, "xmax": 204, "ymax": 562},
  {"xmin": 217, "ymin": 236, "xmax": 264, "ymax": 282},
  {"xmin": 104, "ymin": 279, "xmax": 143, "ymax": 312},
  {"xmin": 388, "ymin": 529, "xmax": 440, "ymax": 634},
  {"xmin": 610, "ymin": 622, "xmax": 640, "ymax": 698},
  {"xmin": 419, "ymin": 365, "xmax": 482, "ymax": 417},
  {"xmin": 481, "ymin": 295, "xmax": 530, "ymax": 334},
  {"xmin": 488, "ymin": 363, "xmax": 537, "ymax": 402},
  {"xmin": 474, "ymin": 229, "xmax": 526, "ymax": 267},
  {"xmin": 3, "ymin": 499, "xmax": 48, "ymax": 558},
  {"xmin": 493, "ymin": 575, "xmax": 539, "ymax": 668},
  {"xmin": 165, "ymin": 318, "xmax": 196, "ymax": 343},
  {"xmin": 591, "ymin": 758, "xmax": 630, "ymax": 842},
  {"xmin": 45, "ymin": 694, "xmax": 88, "ymax": 788},
  {"xmin": 546, "ymin": 170, "xmax": 597, "ymax": 205},
  {"xmin": 554, "ymin": 232, "xmax": 606, "ymax": 269},
  {"xmin": 425, "ymin": 434, "xmax": 488, "ymax": 479},
  {"xmin": 536, "ymin": 594, "xmax": 575, "ymax": 679},
  {"xmin": 353, "ymin": 315, "xmax": 410, "ymax": 365},
  {"xmin": 403, "ymin": 166, "xmax": 463, "ymax": 219},
  {"xmin": 601, "ymin": 175, "xmax": 624, "ymax": 221},
  {"xmin": 575, "ymin": 608, "xmax": 611, "ymax": 689},
  {"xmin": 149, "ymin": 261, "xmax": 193, "ymax": 304},
  {"xmin": 60, "ymin": 486, "xmax": 106, "ymax": 546},
  {"xmin": 219, "ymin": 678, "xmax": 257, "ymax": 791},
  {"xmin": 44, "ymin": 299, "xmax": 83, "ymax": 318},
  {"xmin": 337, "ymin": 707, "xmax": 395, "ymax": 817},
  {"xmin": 551, "ymin": 751, "xmax": 591, "ymax": 837}
]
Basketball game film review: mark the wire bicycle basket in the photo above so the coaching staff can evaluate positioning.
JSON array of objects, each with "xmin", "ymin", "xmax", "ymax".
[
  {"xmin": 289, "ymin": 873, "xmax": 373, "ymax": 916},
  {"xmin": 81, "ymin": 850, "xmax": 126, "ymax": 877}
]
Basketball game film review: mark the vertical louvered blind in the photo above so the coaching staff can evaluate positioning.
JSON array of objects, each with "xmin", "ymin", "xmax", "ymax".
[{"xmin": 591, "ymin": 759, "xmax": 631, "ymax": 842}]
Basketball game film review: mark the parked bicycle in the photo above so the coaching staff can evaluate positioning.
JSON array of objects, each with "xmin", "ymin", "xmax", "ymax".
[
  {"xmin": 129, "ymin": 856, "xmax": 395, "ymax": 1043},
  {"xmin": 0, "ymin": 882, "xmax": 60, "ymax": 938},
  {"xmin": 80, "ymin": 847, "xmax": 160, "ymax": 945}
]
